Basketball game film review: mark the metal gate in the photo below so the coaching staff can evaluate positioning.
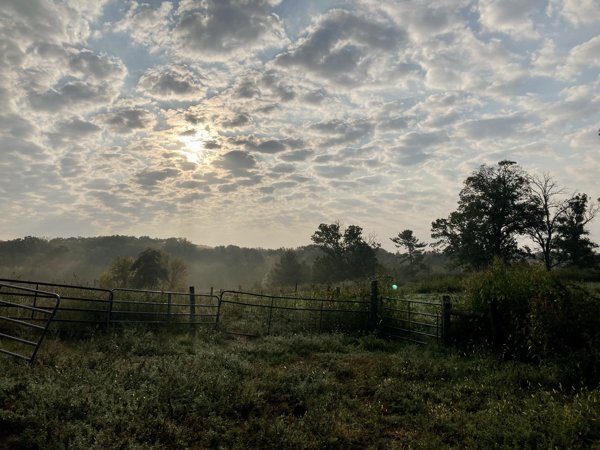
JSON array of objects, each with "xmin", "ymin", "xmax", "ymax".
[
  {"xmin": 380, "ymin": 295, "xmax": 443, "ymax": 344},
  {"xmin": 0, "ymin": 283, "xmax": 60, "ymax": 364},
  {"xmin": 217, "ymin": 290, "xmax": 370, "ymax": 336}
]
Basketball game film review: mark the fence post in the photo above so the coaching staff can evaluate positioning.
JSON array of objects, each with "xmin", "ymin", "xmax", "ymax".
[
  {"xmin": 370, "ymin": 280, "xmax": 379, "ymax": 331},
  {"xmin": 442, "ymin": 295, "xmax": 452, "ymax": 346},
  {"xmin": 189, "ymin": 286, "xmax": 195, "ymax": 326},
  {"xmin": 215, "ymin": 291, "xmax": 222, "ymax": 331},
  {"xmin": 106, "ymin": 290, "xmax": 114, "ymax": 328},
  {"xmin": 318, "ymin": 298, "xmax": 325, "ymax": 332},
  {"xmin": 407, "ymin": 299, "xmax": 412, "ymax": 341},
  {"xmin": 167, "ymin": 293, "xmax": 172, "ymax": 324}
]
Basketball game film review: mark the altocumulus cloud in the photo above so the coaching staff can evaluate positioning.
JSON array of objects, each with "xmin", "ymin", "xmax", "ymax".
[
  {"xmin": 0, "ymin": 0, "xmax": 598, "ymax": 250},
  {"xmin": 138, "ymin": 65, "xmax": 205, "ymax": 101}
]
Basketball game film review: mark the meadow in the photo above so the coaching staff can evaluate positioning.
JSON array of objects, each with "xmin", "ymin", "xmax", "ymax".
[{"xmin": 2, "ymin": 329, "xmax": 599, "ymax": 449}]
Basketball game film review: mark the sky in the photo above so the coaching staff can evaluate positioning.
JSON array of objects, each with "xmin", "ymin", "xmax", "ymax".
[{"xmin": 0, "ymin": 0, "xmax": 599, "ymax": 252}]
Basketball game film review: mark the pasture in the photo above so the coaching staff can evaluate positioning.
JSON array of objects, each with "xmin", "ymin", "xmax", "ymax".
[{"xmin": 1, "ymin": 330, "xmax": 599, "ymax": 449}]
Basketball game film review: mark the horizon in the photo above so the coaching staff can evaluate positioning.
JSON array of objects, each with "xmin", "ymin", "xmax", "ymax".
[{"xmin": 1, "ymin": 1, "xmax": 599, "ymax": 252}]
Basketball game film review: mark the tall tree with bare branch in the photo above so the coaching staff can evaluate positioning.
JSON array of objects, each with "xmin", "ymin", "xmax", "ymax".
[{"xmin": 524, "ymin": 174, "xmax": 570, "ymax": 270}]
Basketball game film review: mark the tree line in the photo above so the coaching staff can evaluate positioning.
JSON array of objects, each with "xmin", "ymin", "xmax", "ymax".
[
  {"xmin": 430, "ymin": 160, "xmax": 597, "ymax": 270},
  {"xmin": 270, "ymin": 160, "xmax": 598, "ymax": 287}
]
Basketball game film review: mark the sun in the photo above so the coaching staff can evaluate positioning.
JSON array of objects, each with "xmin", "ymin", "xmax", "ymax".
[{"xmin": 178, "ymin": 129, "xmax": 212, "ymax": 164}]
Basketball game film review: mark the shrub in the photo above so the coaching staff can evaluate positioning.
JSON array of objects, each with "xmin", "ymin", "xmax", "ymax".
[{"xmin": 461, "ymin": 260, "xmax": 600, "ymax": 360}]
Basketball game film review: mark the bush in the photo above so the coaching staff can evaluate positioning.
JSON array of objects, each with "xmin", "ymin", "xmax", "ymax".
[{"xmin": 461, "ymin": 260, "xmax": 600, "ymax": 361}]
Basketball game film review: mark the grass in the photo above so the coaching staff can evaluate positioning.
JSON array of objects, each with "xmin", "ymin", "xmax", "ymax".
[{"xmin": 1, "ymin": 330, "xmax": 599, "ymax": 449}]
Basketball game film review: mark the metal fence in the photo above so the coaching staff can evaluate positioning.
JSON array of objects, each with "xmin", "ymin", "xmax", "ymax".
[
  {"xmin": 0, "ymin": 283, "xmax": 60, "ymax": 364},
  {"xmin": 217, "ymin": 290, "xmax": 371, "ymax": 336},
  {"xmin": 379, "ymin": 295, "xmax": 446, "ymax": 345},
  {"xmin": 0, "ymin": 278, "xmax": 219, "ymax": 332},
  {"xmin": 0, "ymin": 277, "xmax": 455, "ymax": 364},
  {"xmin": 110, "ymin": 288, "xmax": 218, "ymax": 326}
]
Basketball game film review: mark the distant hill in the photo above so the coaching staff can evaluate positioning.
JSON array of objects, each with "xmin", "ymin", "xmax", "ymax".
[{"xmin": 0, "ymin": 235, "xmax": 454, "ymax": 290}]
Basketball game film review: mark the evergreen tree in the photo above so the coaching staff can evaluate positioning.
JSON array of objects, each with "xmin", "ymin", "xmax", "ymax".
[
  {"xmin": 267, "ymin": 249, "xmax": 310, "ymax": 287},
  {"xmin": 554, "ymin": 194, "xmax": 598, "ymax": 268},
  {"xmin": 390, "ymin": 229, "xmax": 427, "ymax": 276}
]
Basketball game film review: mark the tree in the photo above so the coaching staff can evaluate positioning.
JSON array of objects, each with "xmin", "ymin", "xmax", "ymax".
[
  {"xmin": 167, "ymin": 257, "xmax": 188, "ymax": 291},
  {"xmin": 390, "ymin": 230, "xmax": 427, "ymax": 277},
  {"xmin": 130, "ymin": 248, "xmax": 169, "ymax": 289},
  {"xmin": 524, "ymin": 174, "xmax": 570, "ymax": 270},
  {"xmin": 391, "ymin": 230, "xmax": 427, "ymax": 262},
  {"xmin": 554, "ymin": 194, "xmax": 598, "ymax": 268},
  {"xmin": 267, "ymin": 249, "xmax": 310, "ymax": 287},
  {"xmin": 431, "ymin": 161, "xmax": 532, "ymax": 269},
  {"xmin": 311, "ymin": 222, "xmax": 379, "ymax": 282},
  {"xmin": 107, "ymin": 255, "xmax": 134, "ymax": 287}
]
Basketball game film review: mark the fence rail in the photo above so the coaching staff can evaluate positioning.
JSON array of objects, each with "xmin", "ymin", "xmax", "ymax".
[
  {"xmin": 218, "ymin": 290, "xmax": 371, "ymax": 336},
  {"xmin": 0, "ymin": 278, "xmax": 219, "ymax": 331},
  {"xmin": 379, "ymin": 294, "xmax": 452, "ymax": 345},
  {"xmin": 1, "ymin": 278, "xmax": 455, "ymax": 364},
  {"xmin": 0, "ymin": 283, "xmax": 61, "ymax": 364}
]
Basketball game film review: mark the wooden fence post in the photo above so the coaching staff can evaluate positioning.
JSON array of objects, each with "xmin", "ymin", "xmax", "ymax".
[
  {"xmin": 106, "ymin": 290, "xmax": 114, "ymax": 329},
  {"xmin": 442, "ymin": 295, "xmax": 452, "ymax": 346},
  {"xmin": 167, "ymin": 293, "xmax": 172, "ymax": 324},
  {"xmin": 370, "ymin": 280, "xmax": 379, "ymax": 331},
  {"xmin": 189, "ymin": 286, "xmax": 195, "ymax": 327},
  {"xmin": 215, "ymin": 289, "xmax": 223, "ymax": 331}
]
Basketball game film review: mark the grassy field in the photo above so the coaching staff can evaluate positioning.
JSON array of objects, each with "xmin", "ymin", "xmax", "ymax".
[{"xmin": 1, "ymin": 329, "xmax": 599, "ymax": 449}]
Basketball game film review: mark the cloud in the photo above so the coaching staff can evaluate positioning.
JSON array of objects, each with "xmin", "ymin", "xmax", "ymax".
[
  {"xmin": 135, "ymin": 168, "xmax": 181, "ymax": 187},
  {"xmin": 271, "ymin": 163, "xmax": 296, "ymax": 174},
  {"xmin": 279, "ymin": 149, "xmax": 314, "ymax": 162},
  {"xmin": 114, "ymin": 2, "xmax": 173, "ymax": 50},
  {"xmin": 28, "ymin": 81, "xmax": 115, "ymax": 111},
  {"xmin": 561, "ymin": 35, "xmax": 600, "ymax": 78},
  {"xmin": 59, "ymin": 152, "xmax": 85, "ymax": 178},
  {"xmin": 311, "ymin": 118, "xmax": 374, "ymax": 145},
  {"xmin": 172, "ymin": 0, "xmax": 287, "ymax": 60},
  {"xmin": 242, "ymin": 138, "xmax": 288, "ymax": 154},
  {"xmin": 1, "ymin": 0, "xmax": 107, "ymax": 47},
  {"xmin": 68, "ymin": 49, "xmax": 127, "ymax": 82},
  {"xmin": 47, "ymin": 118, "xmax": 101, "ymax": 147},
  {"xmin": 477, "ymin": 0, "xmax": 544, "ymax": 39},
  {"xmin": 459, "ymin": 116, "xmax": 527, "ymax": 140},
  {"xmin": 99, "ymin": 108, "xmax": 156, "ymax": 134},
  {"xmin": 276, "ymin": 9, "xmax": 407, "ymax": 85},
  {"xmin": 559, "ymin": 0, "xmax": 600, "ymax": 25},
  {"xmin": 386, "ymin": 131, "xmax": 448, "ymax": 166},
  {"xmin": 314, "ymin": 165, "xmax": 355, "ymax": 178},
  {"xmin": 0, "ymin": 136, "xmax": 48, "ymax": 159},
  {"xmin": 214, "ymin": 150, "xmax": 257, "ymax": 176},
  {"xmin": 0, "ymin": 113, "xmax": 34, "ymax": 139},
  {"xmin": 221, "ymin": 113, "xmax": 251, "ymax": 128},
  {"xmin": 138, "ymin": 65, "xmax": 204, "ymax": 100},
  {"xmin": 255, "ymin": 139, "xmax": 286, "ymax": 153},
  {"xmin": 55, "ymin": 118, "xmax": 100, "ymax": 137}
]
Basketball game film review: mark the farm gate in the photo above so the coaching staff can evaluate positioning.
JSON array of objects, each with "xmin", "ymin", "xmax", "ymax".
[
  {"xmin": 1, "ymin": 277, "xmax": 453, "ymax": 364},
  {"xmin": 0, "ymin": 282, "xmax": 61, "ymax": 364},
  {"xmin": 217, "ymin": 290, "xmax": 371, "ymax": 336},
  {"xmin": 379, "ymin": 294, "xmax": 450, "ymax": 345}
]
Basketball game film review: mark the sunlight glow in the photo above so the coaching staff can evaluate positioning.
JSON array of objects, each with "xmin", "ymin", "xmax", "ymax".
[{"xmin": 178, "ymin": 129, "xmax": 212, "ymax": 164}]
